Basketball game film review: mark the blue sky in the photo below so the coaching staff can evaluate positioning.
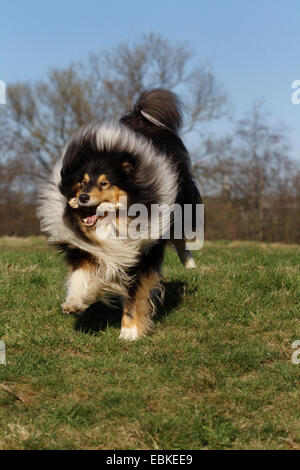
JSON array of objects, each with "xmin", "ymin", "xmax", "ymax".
[{"xmin": 2, "ymin": 0, "xmax": 300, "ymax": 158}]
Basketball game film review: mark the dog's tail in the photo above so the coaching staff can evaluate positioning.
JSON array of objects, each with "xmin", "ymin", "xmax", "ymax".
[{"xmin": 120, "ymin": 88, "xmax": 183, "ymax": 134}]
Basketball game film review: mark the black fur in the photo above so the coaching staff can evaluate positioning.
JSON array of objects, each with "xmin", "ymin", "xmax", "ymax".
[{"xmin": 120, "ymin": 89, "xmax": 202, "ymax": 227}]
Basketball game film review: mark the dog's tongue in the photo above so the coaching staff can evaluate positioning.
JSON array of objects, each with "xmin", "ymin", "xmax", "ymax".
[{"xmin": 83, "ymin": 214, "xmax": 99, "ymax": 227}]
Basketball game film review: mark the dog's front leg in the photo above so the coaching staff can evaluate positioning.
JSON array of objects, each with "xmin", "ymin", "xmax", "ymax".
[
  {"xmin": 119, "ymin": 271, "xmax": 161, "ymax": 341},
  {"xmin": 61, "ymin": 264, "xmax": 96, "ymax": 314}
]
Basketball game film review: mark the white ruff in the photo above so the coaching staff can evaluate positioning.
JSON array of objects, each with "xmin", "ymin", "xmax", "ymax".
[{"xmin": 37, "ymin": 123, "xmax": 178, "ymax": 300}]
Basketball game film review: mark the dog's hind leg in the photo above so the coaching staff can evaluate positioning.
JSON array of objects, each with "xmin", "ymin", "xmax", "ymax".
[
  {"xmin": 119, "ymin": 271, "xmax": 161, "ymax": 341},
  {"xmin": 61, "ymin": 261, "xmax": 97, "ymax": 314},
  {"xmin": 171, "ymin": 238, "xmax": 196, "ymax": 269}
]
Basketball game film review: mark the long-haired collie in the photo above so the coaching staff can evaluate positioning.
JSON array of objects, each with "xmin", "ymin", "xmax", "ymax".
[{"xmin": 37, "ymin": 89, "xmax": 202, "ymax": 340}]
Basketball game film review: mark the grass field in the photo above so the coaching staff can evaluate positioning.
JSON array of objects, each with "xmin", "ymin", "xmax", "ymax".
[{"xmin": 0, "ymin": 237, "xmax": 300, "ymax": 450}]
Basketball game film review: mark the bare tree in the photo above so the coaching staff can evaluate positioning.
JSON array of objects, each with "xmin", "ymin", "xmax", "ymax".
[
  {"xmin": 86, "ymin": 34, "xmax": 228, "ymax": 130},
  {"xmin": 3, "ymin": 34, "xmax": 299, "ymax": 241},
  {"xmin": 194, "ymin": 102, "xmax": 300, "ymax": 241},
  {"xmin": 0, "ymin": 34, "xmax": 228, "ymax": 183}
]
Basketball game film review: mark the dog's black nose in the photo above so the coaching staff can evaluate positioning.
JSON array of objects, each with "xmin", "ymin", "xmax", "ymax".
[{"xmin": 79, "ymin": 193, "xmax": 90, "ymax": 203}]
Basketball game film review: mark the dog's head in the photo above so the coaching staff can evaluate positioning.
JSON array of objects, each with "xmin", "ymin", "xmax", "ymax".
[
  {"xmin": 58, "ymin": 122, "xmax": 178, "ymax": 234},
  {"xmin": 60, "ymin": 147, "xmax": 134, "ymax": 228}
]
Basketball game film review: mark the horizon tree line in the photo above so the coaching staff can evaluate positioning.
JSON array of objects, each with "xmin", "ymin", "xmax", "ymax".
[{"xmin": 0, "ymin": 34, "xmax": 299, "ymax": 242}]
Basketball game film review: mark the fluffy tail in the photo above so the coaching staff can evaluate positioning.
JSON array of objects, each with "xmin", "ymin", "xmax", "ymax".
[{"xmin": 121, "ymin": 89, "xmax": 183, "ymax": 134}]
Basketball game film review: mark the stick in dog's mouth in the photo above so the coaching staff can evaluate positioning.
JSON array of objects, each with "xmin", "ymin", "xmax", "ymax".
[{"xmin": 82, "ymin": 202, "xmax": 123, "ymax": 228}]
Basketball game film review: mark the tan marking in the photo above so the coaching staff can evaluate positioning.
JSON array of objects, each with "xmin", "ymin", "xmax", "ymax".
[
  {"xmin": 89, "ymin": 186, "xmax": 104, "ymax": 201},
  {"xmin": 122, "ymin": 161, "xmax": 133, "ymax": 173},
  {"xmin": 88, "ymin": 185, "xmax": 128, "ymax": 206},
  {"xmin": 72, "ymin": 174, "xmax": 90, "ymax": 198},
  {"xmin": 121, "ymin": 271, "xmax": 161, "ymax": 338},
  {"xmin": 71, "ymin": 182, "xmax": 81, "ymax": 193},
  {"xmin": 97, "ymin": 174, "xmax": 109, "ymax": 185},
  {"xmin": 82, "ymin": 173, "xmax": 90, "ymax": 184},
  {"xmin": 69, "ymin": 256, "xmax": 96, "ymax": 273},
  {"xmin": 111, "ymin": 186, "xmax": 128, "ymax": 201},
  {"xmin": 75, "ymin": 174, "xmax": 112, "ymax": 206}
]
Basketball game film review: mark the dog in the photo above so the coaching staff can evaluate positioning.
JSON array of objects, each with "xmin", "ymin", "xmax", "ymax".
[{"xmin": 37, "ymin": 89, "xmax": 202, "ymax": 340}]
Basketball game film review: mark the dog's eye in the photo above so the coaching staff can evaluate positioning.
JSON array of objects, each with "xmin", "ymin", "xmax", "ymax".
[{"xmin": 100, "ymin": 181, "xmax": 108, "ymax": 187}]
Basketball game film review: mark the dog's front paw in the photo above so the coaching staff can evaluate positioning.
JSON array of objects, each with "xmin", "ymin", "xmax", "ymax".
[
  {"xmin": 119, "ymin": 326, "xmax": 140, "ymax": 341},
  {"xmin": 61, "ymin": 299, "xmax": 86, "ymax": 314}
]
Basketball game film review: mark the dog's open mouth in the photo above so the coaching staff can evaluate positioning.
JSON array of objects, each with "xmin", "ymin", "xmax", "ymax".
[
  {"xmin": 82, "ymin": 213, "xmax": 99, "ymax": 227},
  {"xmin": 80, "ymin": 202, "xmax": 121, "ymax": 228}
]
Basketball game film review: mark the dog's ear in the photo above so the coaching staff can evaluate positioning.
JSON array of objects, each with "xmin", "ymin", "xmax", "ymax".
[{"xmin": 121, "ymin": 160, "xmax": 134, "ymax": 174}]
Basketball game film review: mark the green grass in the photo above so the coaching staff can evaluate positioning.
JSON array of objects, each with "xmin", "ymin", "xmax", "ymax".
[{"xmin": 0, "ymin": 237, "xmax": 300, "ymax": 449}]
